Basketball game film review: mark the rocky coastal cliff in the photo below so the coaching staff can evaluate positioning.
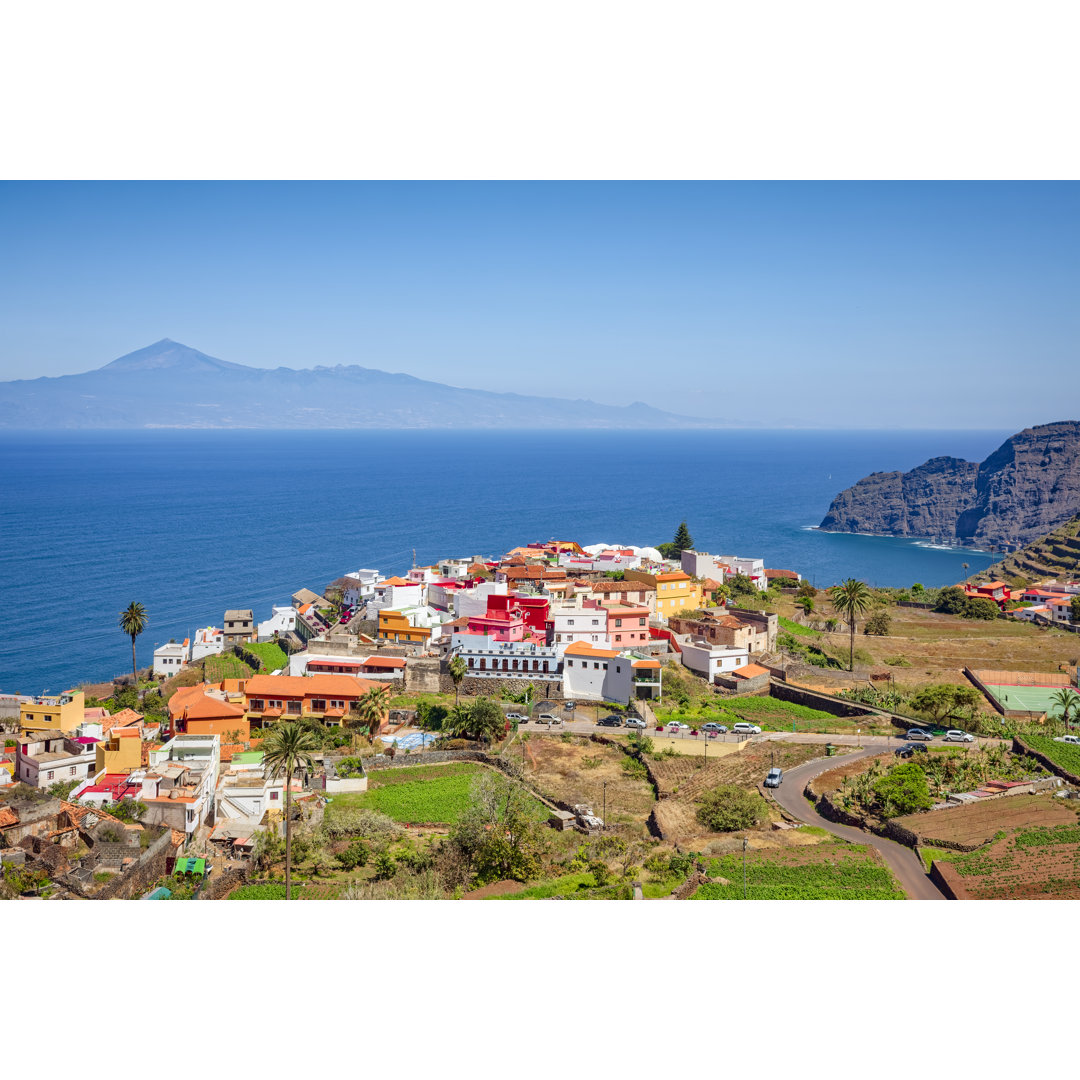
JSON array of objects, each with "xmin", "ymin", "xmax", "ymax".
[{"xmin": 819, "ymin": 421, "xmax": 1080, "ymax": 549}]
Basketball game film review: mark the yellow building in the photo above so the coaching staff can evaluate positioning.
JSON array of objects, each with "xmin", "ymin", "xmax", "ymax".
[
  {"xmin": 377, "ymin": 608, "xmax": 434, "ymax": 644},
  {"xmin": 19, "ymin": 690, "xmax": 86, "ymax": 735},
  {"xmin": 95, "ymin": 729, "xmax": 143, "ymax": 774},
  {"xmin": 624, "ymin": 570, "xmax": 703, "ymax": 621}
]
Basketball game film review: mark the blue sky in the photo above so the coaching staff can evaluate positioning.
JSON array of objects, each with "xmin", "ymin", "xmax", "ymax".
[{"xmin": 1, "ymin": 181, "xmax": 1077, "ymax": 428}]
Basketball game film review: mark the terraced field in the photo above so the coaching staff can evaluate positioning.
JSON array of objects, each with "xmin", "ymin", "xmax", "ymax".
[
  {"xmin": 693, "ymin": 844, "xmax": 904, "ymax": 900},
  {"xmin": 934, "ymin": 822, "xmax": 1080, "ymax": 899},
  {"xmin": 892, "ymin": 793, "xmax": 1076, "ymax": 850}
]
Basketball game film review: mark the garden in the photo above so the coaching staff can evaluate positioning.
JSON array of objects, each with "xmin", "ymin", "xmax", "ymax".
[{"xmin": 691, "ymin": 844, "xmax": 904, "ymax": 900}]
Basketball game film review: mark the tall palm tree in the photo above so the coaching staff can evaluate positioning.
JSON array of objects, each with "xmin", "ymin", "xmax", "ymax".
[
  {"xmin": 448, "ymin": 654, "xmax": 467, "ymax": 706},
  {"xmin": 1050, "ymin": 687, "xmax": 1080, "ymax": 735},
  {"xmin": 261, "ymin": 721, "xmax": 317, "ymax": 900},
  {"xmin": 118, "ymin": 602, "xmax": 148, "ymax": 686},
  {"xmin": 829, "ymin": 579, "xmax": 873, "ymax": 672},
  {"xmin": 354, "ymin": 684, "xmax": 391, "ymax": 741}
]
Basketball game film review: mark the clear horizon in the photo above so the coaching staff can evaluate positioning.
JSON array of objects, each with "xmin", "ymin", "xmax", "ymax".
[{"xmin": 1, "ymin": 181, "xmax": 1077, "ymax": 429}]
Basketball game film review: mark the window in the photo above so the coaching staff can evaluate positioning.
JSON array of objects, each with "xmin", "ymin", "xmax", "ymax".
[
  {"xmin": 615, "ymin": 618, "xmax": 622, "ymax": 627},
  {"xmin": 48, "ymin": 770, "xmax": 55, "ymax": 780},
  {"xmin": 594, "ymin": 663, "xmax": 600, "ymax": 670},
  {"xmin": 70, "ymin": 766, "xmax": 76, "ymax": 775},
  {"xmin": 312, "ymin": 699, "xmax": 327, "ymax": 711},
  {"xmin": 567, "ymin": 618, "xmax": 575, "ymax": 625},
  {"xmin": 567, "ymin": 660, "xmax": 573, "ymax": 668},
  {"xmin": 287, "ymin": 701, "xmax": 301, "ymax": 714},
  {"xmin": 639, "ymin": 618, "xmax": 646, "ymax": 626},
  {"xmin": 615, "ymin": 635, "xmax": 622, "ymax": 642},
  {"xmin": 270, "ymin": 790, "xmax": 279, "ymax": 800}
]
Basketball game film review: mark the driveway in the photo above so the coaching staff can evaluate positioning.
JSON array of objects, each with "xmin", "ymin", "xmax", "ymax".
[{"xmin": 768, "ymin": 748, "xmax": 947, "ymax": 901}]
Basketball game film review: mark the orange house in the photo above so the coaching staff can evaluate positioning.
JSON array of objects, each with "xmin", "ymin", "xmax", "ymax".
[
  {"xmin": 168, "ymin": 683, "xmax": 250, "ymax": 740},
  {"xmin": 244, "ymin": 673, "xmax": 383, "ymax": 728}
]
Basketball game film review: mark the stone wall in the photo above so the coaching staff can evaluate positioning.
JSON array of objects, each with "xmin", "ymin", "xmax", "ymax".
[
  {"xmin": 80, "ymin": 828, "xmax": 178, "ymax": 900},
  {"xmin": 200, "ymin": 865, "xmax": 250, "ymax": 899},
  {"xmin": 1013, "ymin": 735, "xmax": 1080, "ymax": 784},
  {"xmin": 407, "ymin": 656, "xmax": 443, "ymax": 693},
  {"xmin": 450, "ymin": 675, "xmax": 563, "ymax": 698},
  {"xmin": 769, "ymin": 681, "xmax": 876, "ymax": 719}
]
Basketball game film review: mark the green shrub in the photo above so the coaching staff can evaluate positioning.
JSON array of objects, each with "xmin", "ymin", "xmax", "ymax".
[{"xmin": 696, "ymin": 785, "xmax": 766, "ymax": 832}]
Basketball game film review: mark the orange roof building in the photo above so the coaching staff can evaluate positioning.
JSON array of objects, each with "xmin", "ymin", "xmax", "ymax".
[
  {"xmin": 168, "ymin": 683, "xmax": 250, "ymax": 739},
  {"xmin": 244, "ymin": 673, "xmax": 382, "ymax": 728}
]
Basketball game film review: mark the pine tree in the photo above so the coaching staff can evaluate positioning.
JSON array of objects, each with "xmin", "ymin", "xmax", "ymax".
[{"xmin": 672, "ymin": 521, "xmax": 694, "ymax": 554}]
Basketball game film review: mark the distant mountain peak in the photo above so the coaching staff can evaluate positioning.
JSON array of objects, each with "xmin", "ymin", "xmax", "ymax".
[{"xmin": 99, "ymin": 339, "xmax": 247, "ymax": 374}]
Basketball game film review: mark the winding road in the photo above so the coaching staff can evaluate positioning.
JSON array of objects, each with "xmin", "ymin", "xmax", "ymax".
[{"xmin": 769, "ymin": 748, "xmax": 947, "ymax": 900}]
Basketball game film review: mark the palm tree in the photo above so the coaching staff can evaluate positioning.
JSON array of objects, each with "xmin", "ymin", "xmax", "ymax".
[
  {"xmin": 118, "ymin": 602, "xmax": 148, "ymax": 686},
  {"xmin": 448, "ymin": 654, "xmax": 467, "ymax": 706},
  {"xmin": 1050, "ymin": 687, "xmax": 1080, "ymax": 735},
  {"xmin": 829, "ymin": 579, "xmax": 873, "ymax": 672},
  {"xmin": 261, "ymin": 721, "xmax": 317, "ymax": 900},
  {"xmin": 354, "ymin": 684, "xmax": 391, "ymax": 742}
]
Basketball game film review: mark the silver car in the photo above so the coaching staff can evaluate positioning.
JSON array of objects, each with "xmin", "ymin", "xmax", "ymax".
[{"xmin": 942, "ymin": 729, "xmax": 975, "ymax": 743}]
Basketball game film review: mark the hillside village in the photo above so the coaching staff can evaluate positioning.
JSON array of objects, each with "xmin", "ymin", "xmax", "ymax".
[{"xmin": 3, "ymin": 530, "xmax": 1080, "ymax": 902}]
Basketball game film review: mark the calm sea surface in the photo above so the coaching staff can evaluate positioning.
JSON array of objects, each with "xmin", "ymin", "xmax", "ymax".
[{"xmin": 0, "ymin": 429, "xmax": 1008, "ymax": 692}]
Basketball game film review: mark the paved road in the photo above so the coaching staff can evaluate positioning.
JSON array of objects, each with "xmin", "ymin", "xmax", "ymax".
[{"xmin": 768, "ymin": 748, "xmax": 947, "ymax": 901}]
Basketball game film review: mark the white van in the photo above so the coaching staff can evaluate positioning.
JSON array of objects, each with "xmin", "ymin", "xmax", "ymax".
[{"xmin": 732, "ymin": 722, "xmax": 761, "ymax": 735}]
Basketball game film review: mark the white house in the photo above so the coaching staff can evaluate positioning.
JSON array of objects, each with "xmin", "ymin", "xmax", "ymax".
[
  {"xmin": 153, "ymin": 638, "xmax": 190, "ymax": 677},
  {"xmin": 191, "ymin": 626, "xmax": 225, "ymax": 662},
  {"xmin": 14, "ymin": 731, "xmax": 98, "ymax": 788},
  {"xmin": 449, "ymin": 580, "xmax": 508, "ymax": 620},
  {"xmin": 679, "ymin": 639, "xmax": 751, "ymax": 682},
  {"xmin": 561, "ymin": 642, "xmax": 634, "ymax": 703},
  {"xmin": 215, "ymin": 753, "xmax": 283, "ymax": 821},
  {"xmin": 548, "ymin": 604, "xmax": 611, "ymax": 647},
  {"xmin": 437, "ymin": 556, "xmax": 480, "ymax": 580},
  {"xmin": 364, "ymin": 578, "xmax": 425, "ymax": 620},
  {"xmin": 681, "ymin": 550, "xmax": 768, "ymax": 590},
  {"xmin": 257, "ymin": 605, "xmax": 298, "ymax": 641},
  {"xmin": 450, "ymin": 634, "xmax": 563, "ymax": 681},
  {"xmin": 1047, "ymin": 596, "xmax": 1078, "ymax": 625},
  {"xmin": 342, "ymin": 568, "xmax": 384, "ymax": 607}
]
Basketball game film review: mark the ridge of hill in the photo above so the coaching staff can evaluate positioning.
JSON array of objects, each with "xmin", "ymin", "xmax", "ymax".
[
  {"xmin": 0, "ymin": 339, "xmax": 730, "ymax": 431},
  {"xmin": 967, "ymin": 515, "xmax": 1080, "ymax": 588},
  {"xmin": 819, "ymin": 421, "xmax": 1080, "ymax": 550}
]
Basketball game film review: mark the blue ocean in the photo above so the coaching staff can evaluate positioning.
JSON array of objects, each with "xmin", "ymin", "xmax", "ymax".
[{"xmin": 0, "ymin": 429, "xmax": 1008, "ymax": 693}]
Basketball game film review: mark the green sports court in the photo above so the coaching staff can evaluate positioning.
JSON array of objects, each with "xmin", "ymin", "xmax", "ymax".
[{"xmin": 970, "ymin": 668, "xmax": 1076, "ymax": 716}]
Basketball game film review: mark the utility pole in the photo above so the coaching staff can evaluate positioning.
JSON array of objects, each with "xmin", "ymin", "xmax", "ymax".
[
  {"xmin": 602, "ymin": 781, "xmax": 607, "ymax": 824},
  {"xmin": 742, "ymin": 836, "xmax": 748, "ymax": 900}
]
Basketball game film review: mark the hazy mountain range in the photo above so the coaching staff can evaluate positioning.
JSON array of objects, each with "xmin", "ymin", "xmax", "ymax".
[{"xmin": 0, "ymin": 340, "xmax": 731, "ymax": 430}]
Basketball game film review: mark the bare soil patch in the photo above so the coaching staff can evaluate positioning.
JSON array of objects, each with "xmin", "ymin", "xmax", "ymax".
[
  {"xmin": 524, "ymin": 735, "xmax": 655, "ymax": 826},
  {"xmin": 894, "ymin": 793, "xmax": 1076, "ymax": 849},
  {"xmin": 808, "ymin": 753, "xmax": 894, "ymax": 796},
  {"xmin": 463, "ymin": 879, "xmax": 526, "ymax": 899}
]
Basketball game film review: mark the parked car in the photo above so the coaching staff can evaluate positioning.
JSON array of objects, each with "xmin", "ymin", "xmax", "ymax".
[
  {"xmin": 536, "ymin": 713, "xmax": 562, "ymax": 725},
  {"xmin": 625, "ymin": 717, "xmax": 647, "ymax": 729},
  {"xmin": 905, "ymin": 728, "xmax": 934, "ymax": 741},
  {"xmin": 666, "ymin": 721, "xmax": 689, "ymax": 732},
  {"xmin": 943, "ymin": 729, "xmax": 975, "ymax": 743},
  {"xmin": 1053, "ymin": 734, "xmax": 1080, "ymax": 745},
  {"xmin": 732, "ymin": 722, "xmax": 761, "ymax": 735},
  {"xmin": 564, "ymin": 701, "xmax": 576, "ymax": 710},
  {"xmin": 764, "ymin": 767, "xmax": 783, "ymax": 788},
  {"xmin": 597, "ymin": 715, "xmax": 623, "ymax": 728},
  {"xmin": 505, "ymin": 712, "xmax": 527, "ymax": 722},
  {"xmin": 702, "ymin": 722, "xmax": 729, "ymax": 734},
  {"xmin": 895, "ymin": 742, "xmax": 929, "ymax": 758}
]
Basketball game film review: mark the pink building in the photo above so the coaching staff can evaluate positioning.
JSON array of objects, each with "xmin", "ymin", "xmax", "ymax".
[{"xmin": 602, "ymin": 602, "xmax": 651, "ymax": 648}]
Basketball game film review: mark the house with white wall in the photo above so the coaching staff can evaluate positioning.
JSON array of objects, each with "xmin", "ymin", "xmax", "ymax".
[
  {"xmin": 14, "ymin": 731, "xmax": 99, "ymax": 788},
  {"xmin": 681, "ymin": 550, "xmax": 768, "ymax": 590},
  {"xmin": 450, "ymin": 634, "xmax": 562, "ymax": 681},
  {"xmin": 191, "ymin": 626, "xmax": 225, "ymax": 662},
  {"xmin": 341, "ymin": 569, "xmax": 385, "ymax": 608},
  {"xmin": 257, "ymin": 605, "xmax": 297, "ymax": 641},
  {"xmin": 215, "ymin": 752, "xmax": 283, "ymax": 821},
  {"xmin": 364, "ymin": 577, "xmax": 425, "ymax": 620},
  {"xmin": 548, "ymin": 603, "xmax": 611, "ymax": 647},
  {"xmin": 561, "ymin": 642, "xmax": 634, "ymax": 703},
  {"xmin": 679, "ymin": 639, "xmax": 751, "ymax": 682},
  {"xmin": 153, "ymin": 638, "xmax": 190, "ymax": 677}
]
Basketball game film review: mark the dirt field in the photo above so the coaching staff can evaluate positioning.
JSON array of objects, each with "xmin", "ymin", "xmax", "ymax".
[
  {"xmin": 651, "ymin": 741, "xmax": 831, "ymax": 846},
  {"xmin": 522, "ymin": 734, "xmax": 656, "ymax": 826},
  {"xmin": 893, "ymin": 794, "xmax": 1077, "ymax": 849},
  {"xmin": 774, "ymin": 593, "xmax": 1080, "ymax": 689},
  {"xmin": 935, "ymin": 822, "xmax": 1080, "ymax": 899},
  {"xmin": 807, "ymin": 753, "xmax": 894, "ymax": 796}
]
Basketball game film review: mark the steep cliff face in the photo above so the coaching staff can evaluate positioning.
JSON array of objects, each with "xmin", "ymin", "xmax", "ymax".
[{"xmin": 819, "ymin": 421, "xmax": 1080, "ymax": 548}]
